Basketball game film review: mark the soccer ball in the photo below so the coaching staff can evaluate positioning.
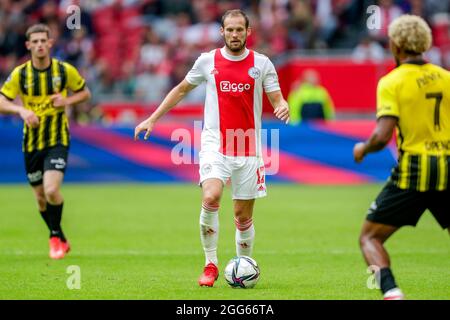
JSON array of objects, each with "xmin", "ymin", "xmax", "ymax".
[{"xmin": 224, "ymin": 256, "xmax": 260, "ymax": 288}]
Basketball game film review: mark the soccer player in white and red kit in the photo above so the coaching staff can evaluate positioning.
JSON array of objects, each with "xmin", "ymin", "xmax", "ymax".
[{"xmin": 135, "ymin": 9, "xmax": 289, "ymax": 287}]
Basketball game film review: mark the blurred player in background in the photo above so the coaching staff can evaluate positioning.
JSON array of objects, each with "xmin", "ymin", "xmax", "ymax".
[
  {"xmin": 0, "ymin": 24, "xmax": 91, "ymax": 259},
  {"xmin": 288, "ymin": 68, "xmax": 335, "ymax": 124},
  {"xmin": 353, "ymin": 15, "xmax": 449, "ymax": 300},
  {"xmin": 135, "ymin": 9, "xmax": 289, "ymax": 287}
]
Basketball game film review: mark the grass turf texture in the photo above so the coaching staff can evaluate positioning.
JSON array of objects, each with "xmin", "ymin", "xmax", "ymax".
[{"xmin": 0, "ymin": 184, "xmax": 448, "ymax": 300}]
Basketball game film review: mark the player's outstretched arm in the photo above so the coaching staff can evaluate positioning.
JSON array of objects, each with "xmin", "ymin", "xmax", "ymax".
[
  {"xmin": 134, "ymin": 80, "xmax": 196, "ymax": 140},
  {"xmin": 50, "ymin": 87, "xmax": 92, "ymax": 108},
  {"xmin": 266, "ymin": 90, "xmax": 290, "ymax": 124},
  {"xmin": 0, "ymin": 95, "xmax": 39, "ymax": 128},
  {"xmin": 353, "ymin": 116, "xmax": 397, "ymax": 163}
]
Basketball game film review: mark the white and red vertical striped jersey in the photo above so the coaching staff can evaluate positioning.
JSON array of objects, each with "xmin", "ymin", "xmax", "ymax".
[{"xmin": 185, "ymin": 47, "xmax": 280, "ymax": 157}]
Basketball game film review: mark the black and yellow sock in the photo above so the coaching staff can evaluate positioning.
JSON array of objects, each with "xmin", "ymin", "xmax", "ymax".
[{"xmin": 47, "ymin": 202, "xmax": 66, "ymax": 242}]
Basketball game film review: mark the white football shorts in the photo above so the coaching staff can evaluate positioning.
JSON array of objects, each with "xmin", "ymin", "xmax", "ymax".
[{"xmin": 199, "ymin": 150, "xmax": 267, "ymax": 200}]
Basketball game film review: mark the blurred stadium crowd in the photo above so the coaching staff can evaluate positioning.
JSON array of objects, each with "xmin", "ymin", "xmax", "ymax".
[{"xmin": 1, "ymin": 0, "xmax": 450, "ymax": 122}]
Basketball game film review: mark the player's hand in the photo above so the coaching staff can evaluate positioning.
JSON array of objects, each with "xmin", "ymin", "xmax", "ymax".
[
  {"xmin": 19, "ymin": 108, "xmax": 39, "ymax": 128},
  {"xmin": 353, "ymin": 142, "xmax": 366, "ymax": 163},
  {"xmin": 134, "ymin": 118, "xmax": 155, "ymax": 141},
  {"xmin": 50, "ymin": 93, "xmax": 67, "ymax": 108},
  {"xmin": 274, "ymin": 104, "xmax": 290, "ymax": 124}
]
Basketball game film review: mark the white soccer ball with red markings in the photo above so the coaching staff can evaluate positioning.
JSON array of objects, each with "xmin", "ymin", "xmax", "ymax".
[{"xmin": 224, "ymin": 256, "xmax": 260, "ymax": 288}]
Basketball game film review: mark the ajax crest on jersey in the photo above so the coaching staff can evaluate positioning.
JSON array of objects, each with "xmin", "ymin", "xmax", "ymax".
[
  {"xmin": 248, "ymin": 67, "xmax": 261, "ymax": 79},
  {"xmin": 224, "ymin": 256, "xmax": 260, "ymax": 288}
]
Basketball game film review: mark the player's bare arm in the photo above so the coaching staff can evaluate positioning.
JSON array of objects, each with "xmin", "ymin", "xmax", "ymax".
[
  {"xmin": 134, "ymin": 79, "xmax": 197, "ymax": 140},
  {"xmin": 353, "ymin": 116, "xmax": 397, "ymax": 163},
  {"xmin": 0, "ymin": 95, "xmax": 39, "ymax": 128},
  {"xmin": 50, "ymin": 87, "xmax": 92, "ymax": 108},
  {"xmin": 267, "ymin": 90, "xmax": 290, "ymax": 124}
]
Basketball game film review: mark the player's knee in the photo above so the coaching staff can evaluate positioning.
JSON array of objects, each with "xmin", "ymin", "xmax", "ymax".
[
  {"xmin": 359, "ymin": 233, "xmax": 369, "ymax": 249},
  {"xmin": 234, "ymin": 208, "xmax": 250, "ymax": 220},
  {"xmin": 234, "ymin": 199, "xmax": 255, "ymax": 220},
  {"xmin": 202, "ymin": 193, "xmax": 221, "ymax": 208},
  {"xmin": 359, "ymin": 231, "xmax": 380, "ymax": 249},
  {"xmin": 44, "ymin": 184, "xmax": 61, "ymax": 203}
]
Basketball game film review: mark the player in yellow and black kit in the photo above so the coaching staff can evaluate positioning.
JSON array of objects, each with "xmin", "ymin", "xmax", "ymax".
[
  {"xmin": 0, "ymin": 24, "xmax": 91, "ymax": 259},
  {"xmin": 353, "ymin": 15, "xmax": 449, "ymax": 300}
]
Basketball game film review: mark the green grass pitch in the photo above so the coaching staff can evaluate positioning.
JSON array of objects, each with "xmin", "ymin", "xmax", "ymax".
[{"xmin": 0, "ymin": 184, "xmax": 448, "ymax": 300}]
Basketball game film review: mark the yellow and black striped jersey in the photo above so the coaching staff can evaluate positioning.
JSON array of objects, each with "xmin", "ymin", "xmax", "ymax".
[
  {"xmin": 0, "ymin": 58, "xmax": 86, "ymax": 152},
  {"xmin": 377, "ymin": 62, "xmax": 450, "ymax": 191}
]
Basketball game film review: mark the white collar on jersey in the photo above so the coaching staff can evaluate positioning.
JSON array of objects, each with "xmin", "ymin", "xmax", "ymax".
[{"xmin": 220, "ymin": 47, "xmax": 250, "ymax": 61}]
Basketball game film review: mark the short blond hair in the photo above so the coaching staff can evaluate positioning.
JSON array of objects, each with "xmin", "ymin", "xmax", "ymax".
[
  {"xmin": 26, "ymin": 24, "xmax": 50, "ymax": 40},
  {"xmin": 388, "ymin": 15, "xmax": 432, "ymax": 54}
]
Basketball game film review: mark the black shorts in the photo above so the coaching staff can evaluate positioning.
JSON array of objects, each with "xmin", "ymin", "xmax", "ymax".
[
  {"xmin": 367, "ymin": 181, "xmax": 449, "ymax": 229},
  {"xmin": 24, "ymin": 145, "xmax": 69, "ymax": 186}
]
